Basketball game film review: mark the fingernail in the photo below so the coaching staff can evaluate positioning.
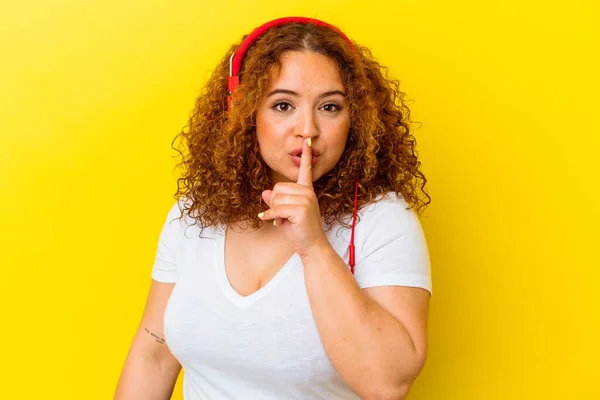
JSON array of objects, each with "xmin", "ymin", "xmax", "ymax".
[
  {"xmin": 258, "ymin": 212, "xmax": 264, "ymax": 218},
  {"xmin": 308, "ymin": 138, "xmax": 312, "ymax": 147}
]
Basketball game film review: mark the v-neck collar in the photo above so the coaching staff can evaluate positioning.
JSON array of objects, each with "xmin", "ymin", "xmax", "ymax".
[{"xmin": 214, "ymin": 229, "xmax": 299, "ymax": 308}]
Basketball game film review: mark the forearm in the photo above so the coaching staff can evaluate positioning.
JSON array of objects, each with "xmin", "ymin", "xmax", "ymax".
[
  {"xmin": 301, "ymin": 241, "xmax": 421, "ymax": 398},
  {"xmin": 114, "ymin": 354, "xmax": 181, "ymax": 400}
]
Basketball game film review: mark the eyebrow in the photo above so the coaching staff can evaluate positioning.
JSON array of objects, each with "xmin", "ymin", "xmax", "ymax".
[{"xmin": 266, "ymin": 89, "xmax": 347, "ymax": 99}]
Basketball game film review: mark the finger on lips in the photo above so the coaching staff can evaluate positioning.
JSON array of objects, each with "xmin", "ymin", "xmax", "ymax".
[
  {"xmin": 258, "ymin": 137, "xmax": 314, "ymax": 226},
  {"xmin": 297, "ymin": 138, "xmax": 313, "ymax": 188}
]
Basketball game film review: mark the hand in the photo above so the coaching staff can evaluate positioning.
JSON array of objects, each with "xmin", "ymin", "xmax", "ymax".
[{"xmin": 258, "ymin": 138, "xmax": 328, "ymax": 258}]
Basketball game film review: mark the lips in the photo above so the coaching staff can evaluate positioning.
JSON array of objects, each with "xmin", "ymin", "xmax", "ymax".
[
  {"xmin": 290, "ymin": 147, "xmax": 321, "ymax": 157},
  {"xmin": 291, "ymin": 154, "xmax": 319, "ymax": 167}
]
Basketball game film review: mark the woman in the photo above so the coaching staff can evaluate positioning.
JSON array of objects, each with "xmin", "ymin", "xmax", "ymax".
[{"xmin": 115, "ymin": 17, "xmax": 432, "ymax": 400}]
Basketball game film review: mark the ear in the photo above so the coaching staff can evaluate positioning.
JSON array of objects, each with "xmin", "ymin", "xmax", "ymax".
[{"xmin": 262, "ymin": 190, "xmax": 273, "ymax": 207}]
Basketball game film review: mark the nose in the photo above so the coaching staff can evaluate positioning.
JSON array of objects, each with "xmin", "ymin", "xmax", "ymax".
[{"xmin": 296, "ymin": 107, "xmax": 319, "ymax": 140}]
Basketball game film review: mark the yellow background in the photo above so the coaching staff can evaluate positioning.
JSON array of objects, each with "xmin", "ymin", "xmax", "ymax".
[{"xmin": 1, "ymin": 0, "xmax": 598, "ymax": 398}]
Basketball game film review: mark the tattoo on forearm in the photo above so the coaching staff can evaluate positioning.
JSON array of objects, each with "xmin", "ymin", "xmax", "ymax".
[{"xmin": 144, "ymin": 328, "xmax": 166, "ymax": 344}]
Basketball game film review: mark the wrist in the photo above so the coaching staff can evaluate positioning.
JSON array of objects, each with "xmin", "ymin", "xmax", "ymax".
[{"xmin": 299, "ymin": 237, "xmax": 336, "ymax": 266}]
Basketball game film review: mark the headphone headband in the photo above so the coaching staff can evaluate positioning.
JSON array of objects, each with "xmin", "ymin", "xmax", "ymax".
[{"xmin": 228, "ymin": 17, "xmax": 355, "ymax": 103}]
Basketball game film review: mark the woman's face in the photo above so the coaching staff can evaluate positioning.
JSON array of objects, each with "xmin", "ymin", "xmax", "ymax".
[{"xmin": 256, "ymin": 51, "xmax": 351, "ymax": 185}]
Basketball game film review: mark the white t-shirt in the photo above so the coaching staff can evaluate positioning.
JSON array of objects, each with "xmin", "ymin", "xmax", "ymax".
[{"xmin": 151, "ymin": 192, "xmax": 432, "ymax": 399}]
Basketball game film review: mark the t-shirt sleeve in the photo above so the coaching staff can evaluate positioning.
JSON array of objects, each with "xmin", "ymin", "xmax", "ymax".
[
  {"xmin": 151, "ymin": 200, "xmax": 184, "ymax": 283},
  {"xmin": 353, "ymin": 195, "xmax": 432, "ymax": 296}
]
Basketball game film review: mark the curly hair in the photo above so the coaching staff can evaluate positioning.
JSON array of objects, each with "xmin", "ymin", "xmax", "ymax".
[{"xmin": 171, "ymin": 22, "xmax": 431, "ymax": 234}]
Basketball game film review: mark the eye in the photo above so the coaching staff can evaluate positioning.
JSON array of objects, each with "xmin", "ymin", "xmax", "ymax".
[
  {"xmin": 321, "ymin": 102, "xmax": 341, "ymax": 112},
  {"xmin": 273, "ymin": 101, "xmax": 293, "ymax": 112}
]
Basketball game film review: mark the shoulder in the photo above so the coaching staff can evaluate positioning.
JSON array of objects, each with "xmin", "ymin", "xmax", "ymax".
[
  {"xmin": 354, "ymin": 191, "xmax": 428, "ymax": 256},
  {"xmin": 161, "ymin": 196, "xmax": 222, "ymax": 239},
  {"xmin": 164, "ymin": 196, "xmax": 192, "ymax": 227},
  {"xmin": 358, "ymin": 191, "xmax": 418, "ymax": 228},
  {"xmin": 350, "ymin": 192, "xmax": 432, "ymax": 293}
]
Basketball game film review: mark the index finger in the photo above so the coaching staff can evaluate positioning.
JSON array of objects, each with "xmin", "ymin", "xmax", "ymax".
[{"xmin": 297, "ymin": 138, "xmax": 313, "ymax": 187}]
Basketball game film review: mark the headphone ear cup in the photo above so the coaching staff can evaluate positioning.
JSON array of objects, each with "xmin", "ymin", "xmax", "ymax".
[{"xmin": 227, "ymin": 75, "xmax": 239, "ymax": 114}]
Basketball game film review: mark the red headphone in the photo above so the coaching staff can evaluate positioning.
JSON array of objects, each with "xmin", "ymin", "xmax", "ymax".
[{"xmin": 227, "ymin": 17, "xmax": 360, "ymax": 273}]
